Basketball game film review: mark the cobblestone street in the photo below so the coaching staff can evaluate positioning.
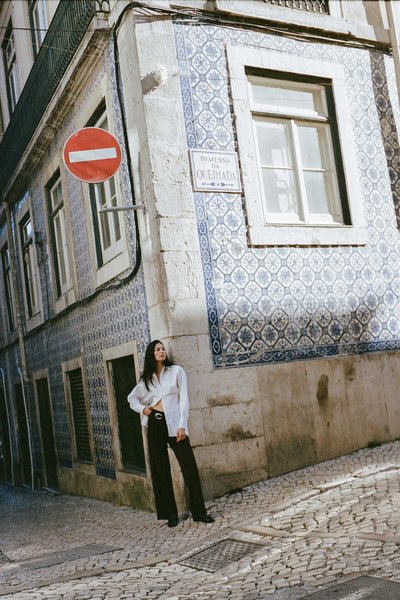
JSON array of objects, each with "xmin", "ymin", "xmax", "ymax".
[{"xmin": 3, "ymin": 441, "xmax": 400, "ymax": 599}]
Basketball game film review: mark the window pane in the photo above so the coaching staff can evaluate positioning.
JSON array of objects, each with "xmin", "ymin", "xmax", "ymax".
[
  {"xmin": 252, "ymin": 83, "xmax": 318, "ymax": 112},
  {"xmin": 54, "ymin": 215, "xmax": 67, "ymax": 285},
  {"xmin": 109, "ymin": 177, "xmax": 121, "ymax": 242},
  {"xmin": 262, "ymin": 168, "xmax": 299, "ymax": 215},
  {"xmin": 50, "ymin": 180, "xmax": 62, "ymax": 211},
  {"xmin": 255, "ymin": 121, "xmax": 292, "ymax": 167},
  {"xmin": 24, "ymin": 247, "xmax": 36, "ymax": 313},
  {"xmin": 96, "ymin": 183, "xmax": 111, "ymax": 250},
  {"xmin": 22, "ymin": 219, "xmax": 32, "ymax": 243},
  {"xmin": 32, "ymin": 0, "xmax": 49, "ymax": 46},
  {"xmin": 298, "ymin": 125, "xmax": 328, "ymax": 169},
  {"xmin": 304, "ymin": 172, "xmax": 331, "ymax": 214}
]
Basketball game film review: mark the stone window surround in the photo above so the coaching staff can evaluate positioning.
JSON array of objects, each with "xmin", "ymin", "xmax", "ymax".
[
  {"xmin": 0, "ymin": 225, "xmax": 17, "ymax": 343},
  {"xmin": 61, "ymin": 356, "xmax": 95, "ymax": 471},
  {"xmin": 42, "ymin": 163, "xmax": 77, "ymax": 315},
  {"xmin": 77, "ymin": 85, "xmax": 130, "ymax": 290},
  {"xmin": 227, "ymin": 45, "xmax": 367, "ymax": 246}
]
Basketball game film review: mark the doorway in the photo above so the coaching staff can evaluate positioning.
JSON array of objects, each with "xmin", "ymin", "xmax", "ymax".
[
  {"xmin": 108, "ymin": 355, "xmax": 145, "ymax": 472},
  {"xmin": 14, "ymin": 383, "xmax": 32, "ymax": 485},
  {"xmin": 35, "ymin": 378, "xmax": 58, "ymax": 490},
  {"xmin": 0, "ymin": 388, "xmax": 12, "ymax": 483}
]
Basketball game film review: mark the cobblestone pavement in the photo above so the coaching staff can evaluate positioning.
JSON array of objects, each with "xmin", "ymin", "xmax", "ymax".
[{"xmin": 2, "ymin": 441, "xmax": 400, "ymax": 598}]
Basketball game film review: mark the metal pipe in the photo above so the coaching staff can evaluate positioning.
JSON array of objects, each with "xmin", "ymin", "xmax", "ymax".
[
  {"xmin": 98, "ymin": 204, "xmax": 145, "ymax": 213},
  {"xmin": 17, "ymin": 367, "xmax": 34, "ymax": 491},
  {"xmin": 0, "ymin": 367, "xmax": 15, "ymax": 486}
]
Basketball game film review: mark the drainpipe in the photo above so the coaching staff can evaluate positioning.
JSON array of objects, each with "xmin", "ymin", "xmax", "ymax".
[
  {"xmin": 4, "ymin": 202, "xmax": 28, "ymax": 381},
  {"xmin": 0, "ymin": 367, "xmax": 15, "ymax": 487},
  {"xmin": 5, "ymin": 202, "xmax": 33, "ymax": 488},
  {"xmin": 17, "ymin": 367, "xmax": 34, "ymax": 491}
]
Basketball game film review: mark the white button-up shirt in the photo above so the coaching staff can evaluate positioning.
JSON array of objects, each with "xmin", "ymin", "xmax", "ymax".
[{"xmin": 127, "ymin": 365, "xmax": 189, "ymax": 437}]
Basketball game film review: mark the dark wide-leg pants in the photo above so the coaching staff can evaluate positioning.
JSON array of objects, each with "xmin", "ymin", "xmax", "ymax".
[{"xmin": 147, "ymin": 411, "xmax": 206, "ymax": 520}]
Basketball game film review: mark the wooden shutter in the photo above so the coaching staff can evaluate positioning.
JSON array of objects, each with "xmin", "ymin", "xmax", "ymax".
[{"xmin": 68, "ymin": 368, "xmax": 92, "ymax": 463}]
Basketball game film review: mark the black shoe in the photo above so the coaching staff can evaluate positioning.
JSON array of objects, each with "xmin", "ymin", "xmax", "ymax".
[
  {"xmin": 193, "ymin": 514, "xmax": 214, "ymax": 523},
  {"xmin": 167, "ymin": 517, "xmax": 179, "ymax": 527}
]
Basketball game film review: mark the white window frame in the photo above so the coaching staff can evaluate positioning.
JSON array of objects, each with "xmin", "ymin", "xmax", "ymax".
[
  {"xmin": 4, "ymin": 26, "xmax": 20, "ymax": 113},
  {"xmin": 31, "ymin": 0, "xmax": 49, "ymax": 51},
  {"xmin": 48, "ymin": 175, "xmax": 73, "ymax": 298},
  {"xmin": 16, "ymin": 198, "xmax": 43, "ymax": 331},
  {"xmin": 1, "ymin": 242, "xmax": 17, "ymax": 334},
  {"xmin": 249, "ymin": 76, "xmax": 343, "ymax": 226},
  {"xmin": 88, "ymin": 108, "xmax": 129, "ymax": 287},
  {"xmin": 227, "ymin": 46, "xmax": 366, "ymax": 246}
]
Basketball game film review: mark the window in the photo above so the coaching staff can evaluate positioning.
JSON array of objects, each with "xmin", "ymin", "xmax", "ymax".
[
  {"xmin": 19, "ymin": 214, "xmax": 40, "ymax": 319},
  {"xmin": 3, "ymin": 23, "xmax": 20, "ymax": 114},
  {"xmin": 30, "ymin": 0, "xmax": 49, "ymax": 53},
  {"xmin": 47, "ymin": 173, "xmax": 72, "ymax": 297},
  {"xmin": 228, "ymin": 46, "xmax": 366, "ymax": 246},
  {"xmin": 1, "ymin": 245, "xmax": 16, "ymax": 332},
  {"xmin": 249, "ymin": 74, "xmax": 346, "ymax": 227},
  {"xmin": 89, "ymin": 112, "xmax": 124, "ymax": 267},
  {"xmin": 67, "ymin": 368, "xmax": 92, "ymax": 463}
]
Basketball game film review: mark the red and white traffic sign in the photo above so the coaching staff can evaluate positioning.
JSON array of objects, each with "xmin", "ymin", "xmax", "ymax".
[{"xmin": 63, "ymin": 127, "xmax": 122, "ymax": 183}]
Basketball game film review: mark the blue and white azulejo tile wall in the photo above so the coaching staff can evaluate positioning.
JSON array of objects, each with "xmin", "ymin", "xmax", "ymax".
[
  {"xmin": 23, "ymin": 41, "xmax": 151, "ymax": 476},
  {"xmin": 174, "ymin": 22, "xmax": 400, "ymax": 369}
]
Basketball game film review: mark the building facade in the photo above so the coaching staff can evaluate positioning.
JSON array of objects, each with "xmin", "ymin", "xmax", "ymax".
[{"xmin": 1, "ymin": 0, "xmax": 400, "ymax": 511}]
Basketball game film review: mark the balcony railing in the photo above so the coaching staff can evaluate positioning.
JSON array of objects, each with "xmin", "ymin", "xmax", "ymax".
[
  {"xmin": 260, "ymin": 0, "xmax": 329, "ymax": 13},
  {"xmin": 0, "ymin": 0, "xmax": 109, "ymax": 197}
]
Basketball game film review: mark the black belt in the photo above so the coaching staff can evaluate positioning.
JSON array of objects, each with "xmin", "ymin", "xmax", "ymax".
[{"xmin": 150, "ymin": 410, "xmax": 165, "ymax": 421}]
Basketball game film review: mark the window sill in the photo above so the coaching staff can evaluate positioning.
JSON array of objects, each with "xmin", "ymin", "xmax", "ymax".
[
  {"xmin": 96, "ymin": 251, "xmax": 130, "ymax": 288},
  {"xmin": 25, "ymin": 311, "xmax": 44, "ymax": 333},
  {"xmin": 118, "ymin": 467, "xmax": 147, "ymax": 478},
  {"xmin": 54, "ymin": 288, "xmax": 76, "ymax": 314},
  {"xmin": 248, "ymin": 224, "xmax": 368, "ymax": 246}
]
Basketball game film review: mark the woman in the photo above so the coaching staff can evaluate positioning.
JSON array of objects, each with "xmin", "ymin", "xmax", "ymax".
[{"xmin": 127, "ymin": 340, "xmax": 214, "ymax": 527}]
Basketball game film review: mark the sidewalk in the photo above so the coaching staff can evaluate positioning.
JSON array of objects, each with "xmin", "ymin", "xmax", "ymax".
[{"xmin": 2, "ymin": 441, "xmax": 400, "ymax": 599}]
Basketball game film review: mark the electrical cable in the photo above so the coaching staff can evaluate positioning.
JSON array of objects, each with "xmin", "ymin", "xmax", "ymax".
[{"xmin": 0, "ymin": 1, "xmax": 392, "ymax": 55}]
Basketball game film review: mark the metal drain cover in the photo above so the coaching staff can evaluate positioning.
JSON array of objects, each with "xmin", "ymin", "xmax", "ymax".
[
  {"xmin": 18, "ymin": 544, "xmax": 119, "ymax": 569},
  {"xmin": 302, "ymin": 576, "xmax": 400, "ymax": 599},
  {"xmin": 178, "ymin": 538, "xmax": 264, "ymax": 572}
]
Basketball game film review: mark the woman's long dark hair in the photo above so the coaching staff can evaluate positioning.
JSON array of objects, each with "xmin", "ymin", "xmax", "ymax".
[{"xmin": 141, "ymin": 340, "xmax": 174, "ymax": 390}]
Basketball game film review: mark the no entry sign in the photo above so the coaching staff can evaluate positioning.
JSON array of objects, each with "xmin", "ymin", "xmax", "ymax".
[{"xmin": 63, "ymin": 127, "xmax": 122, "ymax": 183}]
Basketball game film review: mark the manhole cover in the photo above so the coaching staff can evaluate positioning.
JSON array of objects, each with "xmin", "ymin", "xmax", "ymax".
[
  {"xmin": 301, "ymin": 575, "xmax": 400, "ymax": 599},
  {"xmin": 18, "ymin": 544, "xmax": 119, "ymax": 569},
  {"xmin": 178, "ymin": 538, "xmax": 264, "ymax": 572}
]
